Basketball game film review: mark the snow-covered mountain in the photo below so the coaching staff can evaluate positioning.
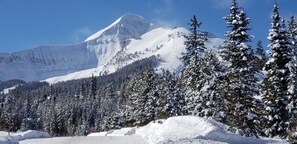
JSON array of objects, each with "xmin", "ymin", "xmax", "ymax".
[
  {"xmin": 0, "ymin": 43, "xmax": 97, "ymax": 81},
  {"xmin": 0, "ymin": 13, "xmax": 224, "ymax": 83}
]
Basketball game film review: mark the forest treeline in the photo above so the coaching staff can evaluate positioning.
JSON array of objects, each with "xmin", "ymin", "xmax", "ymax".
[{"xmin": 1, "ymin": 0, "xmax": 297, "ymax": 142}]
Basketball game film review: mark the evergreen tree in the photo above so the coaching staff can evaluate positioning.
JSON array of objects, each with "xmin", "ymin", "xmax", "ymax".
[
  {"xmin": 195, "ymin": 52, "xmax": 225, "ymax": 119},
  {"xmin": 124, "ymin": 65, "xmax": 158, "ymax": 126},
  {"xmin": 219, "ymin": 0, "xmax": 259, "ymax": 136},
  {"xmin": 287, "ymin": 15, "xmax": 297, "ymax": 136},
  {"xmin": 254, "ymin": 41, "xmax": 267, "ymax": 71},
  {"xmin": 182, "ymin": 55, "xmax": 203, "ymax": 115},
  {"xmin": 91, "ymin": 75, "xmax": 97, "ymax": 99},
  {"xmin": 157, "ymin": 70, "xmax": 180, "ymax": 118},
  {"xmin": 263, "ymin": 3, "xmax": 291, "ymax": 138},
  {"xmin": 2, "ymin": 95, "xmax": 17, "ymax": 135},
  {"xmin": 182, "ymin": 15, "xmax": 207, "ymax": 66},
  {"xmin": 175, "ymin": 77, "xmax": 187, "ymax": 115},
  {"xmin": 21, "ymin": 95, "xmax": 36, "ymax": 131}
]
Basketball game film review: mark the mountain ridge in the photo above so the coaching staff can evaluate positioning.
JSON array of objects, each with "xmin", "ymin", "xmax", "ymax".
[{"xmin": 0, "ymin": 13, "xmax": 223, "ymax": 83}]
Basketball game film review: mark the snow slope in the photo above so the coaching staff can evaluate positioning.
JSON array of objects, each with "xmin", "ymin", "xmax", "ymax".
[
  {"xmin": 3, "ymin": 116, "xmax": 286, "ymax": 144},
  {"xmin": 0, "ymin": 130, "xmax": 50, "ymax": 144},
  {"xmin": 20, "ymin": 136, "xmax": 145, "ymax": 144},
  {"xmin": 0, "ymin": 13, "xmax": 223, "ymax": 83},
  {"xmin": 45, "ymin": 27, "xmax": 224, "ymax": 84},
  {"xmin": 88, "ymin": 116, "xmax": 285, "ymax": 144},
  {"xmin": 0, "ymin": 85, "xmax": 19, "ymax": 95},
  {"xmin": 0, "ymin": 43, "xmax": 97, "ymax": 81}
]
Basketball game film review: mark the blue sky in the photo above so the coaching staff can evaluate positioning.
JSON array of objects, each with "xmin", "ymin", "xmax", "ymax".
[{"xmin": 0, "ymin": 0, "xmax": 296, "ymax": 53}]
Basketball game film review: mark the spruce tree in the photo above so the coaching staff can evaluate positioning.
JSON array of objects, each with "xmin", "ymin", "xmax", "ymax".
[
  {"xmin": 2, "ymin": 95, "xmax": 16, "ymax": 135},
  {"xmin": 287, "ymin": 15, "xmax": 297, "ymax": 136},
  {"xmin": 182, "ymin": 15, "xmax": 207, "ymax": 66},
  {"xmin": 124, "ymin": 65, "xmax": 158, "ymax": 126},
  {"xmin": 182, "ymin": 55, "xmax": 203, "ymax": 115},
  {"xmin": 254, "ymin": 41, "xmax": 267, "ymax": 71},
  {"xmin": 195, "ymin": 52, "xmax": 225, "ymax": 119},
  {"xmin": 181, "ymin": 15, "xmax": 208, "ymax": 115},
  {"xmin": 219, "ymin": 0, "xmax": 259, "ymax": 136},
  {"xmin": 157, "ymin": 70, "xmax": 180, "ymax": 118},
  {"xmin": 263, "ymin": 3, "xmax": 291, "ymax": 138}
]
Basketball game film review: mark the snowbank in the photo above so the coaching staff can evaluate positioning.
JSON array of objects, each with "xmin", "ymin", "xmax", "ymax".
[
  {"xmin": 89, "ymin": 116, "xmax": 286, "ymax": 144},
  {"xmin": 0, "ymin": 130, "xmax": 50, "ymax": 144},
  {"xmin": 88, "ymin": 128, "xmax": 136, "ymax": 136}
]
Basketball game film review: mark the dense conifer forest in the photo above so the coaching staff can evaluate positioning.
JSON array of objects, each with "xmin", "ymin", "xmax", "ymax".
[{"xmin": 1, "ymin": 0, "xmax": 297, "ymax": 142}]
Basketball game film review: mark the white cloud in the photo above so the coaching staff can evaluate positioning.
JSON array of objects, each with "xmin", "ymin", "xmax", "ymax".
[
  {"xmin": 72, "ymin": 27, "xmax": 92, "ymax": 42},
  {"xmin": 153, "ymin": 0, "xmax": 174, "ymax": 16},
  {"xmin": 152, "ymin": 0, "xmax": 179, "ymax": 28},
  {"xmin": 154, "ymin": 18, "xmax": 179, "ymax": 28},
  {"xmin": 206, "ymin": 0, "xmax": 249, "ymax": 9}
]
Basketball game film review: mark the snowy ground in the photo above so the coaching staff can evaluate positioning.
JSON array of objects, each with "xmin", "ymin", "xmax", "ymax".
[
  {"xmin": 20, "ymin": 136, "xmax": 145, "ymax": 144},
  {"xmin": 0, "ymin": 85, "xmax": 19, "ymax": 95},
  {"xmin": 88, "ymin": 116, "xmax": 286, "ymax": 144},
  {"xmin": 1, "ymin": 116, "xmax": 288, "ymax": 144},
  {"xmin": 0, "ymin": 130, "xmax": 49, "ymax": 144}
]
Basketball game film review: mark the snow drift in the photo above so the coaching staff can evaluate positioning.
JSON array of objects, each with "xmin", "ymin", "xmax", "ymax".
[
  {"xmin": 88, "ymin": 116, "xmax": 285, "ymax": 144},
  {"xmin": 0, "ymin": 130, "xmax": 50, "ymax": 144},
  {"xmin": 0, "ymin": 116, "xmax": 286, "ymax": 144}
]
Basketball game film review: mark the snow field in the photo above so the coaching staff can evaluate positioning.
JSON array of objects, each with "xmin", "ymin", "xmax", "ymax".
[
  {"xmin": 0, "ymin": 130, "xmax": 50, "ymax": 144},
  {"xmin": 0, "ymin": 116, "xmax": 287, "ymax": 144}
]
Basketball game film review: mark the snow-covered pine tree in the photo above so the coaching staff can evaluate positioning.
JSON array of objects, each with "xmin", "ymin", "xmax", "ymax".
[
  {"xmin": 254, "ymin": 41, "xmax": 267, "ymax": 71},
  {"xmin": 182, "ymin": 15, "xmax": 207, "ymax": 66},
  {"xmin": 182, "ymin": 54, "xmax": 204, "ymax": 115},
  {"xmin": 287, "ymin": 15, "xmax": 297, "ymax": 136},
  {"xmin": 142, "ymin": 65, "xmax": 158, "ymax": 124},
  {"xmin": 263, "ymin": 3, "xmax": 291, "ymax": 138},
  {"xmin": 175, "ymin": 77, "xmax": 187, "ymax": 115},
  {"xmin": 21, "ymin": 95, "xmax": 36, "ymax": 131},
  {"xmin": 2, "ymin": 95, "xmax": 17, "ymax": 134},
  {"xmin": 96, "ymin": 83, "xmax": 117, "ymax": 131},
  {"xmin": 219, "ymin": 0, "xmax": 259, "ymax": 137},
  {"xmin": 157, "ymin": 70, "xmax": 179, "ymax": 119},
  {"xmin": 124, "ymin": 65, "xmax": 158, "ymax": 126},
  {"xmin": 195, "ymin": 51, "xmax": 226, "ymax": 119},
  {"xmin": 91, "ymin": 74, "xmax": 97, "ymax": 99},
  {"xmin": 181, "ymin": 15, "xmax": 208, "ymax": 115},
  {"xmin": 123, "ymin": 75, "xmax": 142, "ymax": 127}
]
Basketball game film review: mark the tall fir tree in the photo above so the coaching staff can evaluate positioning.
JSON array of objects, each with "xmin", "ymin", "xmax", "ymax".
[
  {"xmin": 124, "ymin": 65, "xmax": 158, "ymax": 126},
  {"xmin": 181, "ymin": 14, "xmax": 208, "ymax": 115},
  {"xmin": 219, "ymin": 0, "xmax": 259, "ymax": 137},
  {"xmin": 195, "ymin": 51, "xmax": 225, "ymax": 119},
  {"xmin": 263, "ymin": 3, "xmax": 291, "ymax": 138},
  {"xmin": 182, "ymin": 54, "xmax": 203, "ymax": 115},
  {"xmin": 182, "ymin": 15, "xmax": 207, "ymax": 66},
  {"xmin": 254, "ymin": 41, "xmax": 267, "ymax": 71},
  {"xmin": 287, "ymin": 15, "xmax": 297, "ymax": 136},
  {"xmin": 157, "ymin": 70, "xmax": 181, "ymax": 118}
]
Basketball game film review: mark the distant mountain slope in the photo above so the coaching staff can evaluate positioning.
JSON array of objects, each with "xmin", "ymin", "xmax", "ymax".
[
  {"xmin": 0, "ymin": 13, "xmax": 223, "ymax": 83},
  {"xmin": 0, "ymin": 43, "xmax": 97, "ymax": 81},
  {"xmin": 45, "ymin": 27, "xmax": 223, "ymax": 84}
]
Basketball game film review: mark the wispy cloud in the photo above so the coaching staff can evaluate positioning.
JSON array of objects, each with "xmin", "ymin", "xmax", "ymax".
[
  {"xmin": 206, "ymin": 0, "xmax": 249, "ymax": 9},
  {"xmin": 72, "ymin": 27, "xmax": 92, "ymax": 42},
  {"xmin": 154, "ymin": 18, "xmax": 179, "ymax": 28},
  {"xmin": 152, "ymin": 0, "xmax": 179, "ymax": 28},
  {"xmin": 153, "ymin": 0, "xmax": 174, "ymax": 16}
]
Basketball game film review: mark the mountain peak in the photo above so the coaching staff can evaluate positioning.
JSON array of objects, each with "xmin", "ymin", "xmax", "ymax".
[
  {"xmin": 118, "ymin": 13, "xmax": 145, "ymax": 22},
  {"xmin": 85, "ymin": 13, "xmax": 155, "ymax": 42}
]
